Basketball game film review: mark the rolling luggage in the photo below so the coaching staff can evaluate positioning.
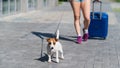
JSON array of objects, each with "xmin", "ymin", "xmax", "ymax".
[{"xmin": 88, "ymin": 0, "xmax": 108, "ymax": 39}]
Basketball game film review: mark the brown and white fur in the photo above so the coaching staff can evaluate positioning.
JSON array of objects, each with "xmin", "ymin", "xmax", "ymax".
[{"xmin": 46, "ymin": 30, "xmax": 64, "ymax": 63}]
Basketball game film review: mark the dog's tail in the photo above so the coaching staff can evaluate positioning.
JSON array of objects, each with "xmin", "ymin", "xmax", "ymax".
[{"xmin": 56, "ymin": 29, "xmax": 59, "ymax": 39}]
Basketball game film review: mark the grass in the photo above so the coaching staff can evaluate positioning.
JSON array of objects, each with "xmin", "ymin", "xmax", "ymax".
[
  {"xmin": 58, "ymin": 1, "xmax": 63, "ymax": 4},
  {"xmin": 112, "ymin": 8, "xmax": 120, "ymax": 12},
  {"xmin": 111, "ymin": 0, "xmax": 120, "ymax": 2},
  {"xmin": 116, "ymin": 0, "xmax": 120, "ymax": 2}
]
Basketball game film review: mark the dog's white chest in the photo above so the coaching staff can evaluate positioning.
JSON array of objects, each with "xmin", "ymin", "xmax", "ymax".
[{"xmin": 54, "ymin": 42, "xmax": 62, "ymax": 50}]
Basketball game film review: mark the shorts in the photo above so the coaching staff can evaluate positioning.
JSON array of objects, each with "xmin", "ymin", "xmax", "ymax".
[{"xmin": 75, "ymin": 0, "xmax": 84, "ymax": 2}]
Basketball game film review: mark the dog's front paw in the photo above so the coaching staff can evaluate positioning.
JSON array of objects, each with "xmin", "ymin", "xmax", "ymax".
[
  {"xmin": 60, "ymin": 56, "xmax": 64, "ymax": 60},
  {"xmin": 56, "ymin": 59, "xmax": 59, "ymax": 63},
  {"xmin": 60, "ymin": 55, "xmax": 64, "ymax": 60},
  {"xmin": 48, "ymin": 60, "xmax": 52, "ymax": 63}
]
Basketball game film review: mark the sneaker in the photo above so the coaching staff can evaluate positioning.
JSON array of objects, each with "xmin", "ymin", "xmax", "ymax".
[
  {"xmin": 82, "ymin": 29, "xmax": 89, "ymax": 41},
  {"xmin": 77, "ymin": 36, "xmax": 82, "ymax": 44},
  {"xmin": 83, "ymin": 33, "xmax": 89, "ymax": 41}
]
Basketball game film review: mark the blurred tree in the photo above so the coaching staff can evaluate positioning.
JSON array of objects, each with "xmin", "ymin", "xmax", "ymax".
[{"xmin": 116, "ymin": 0, "xmax": 120, "ymax": 2}]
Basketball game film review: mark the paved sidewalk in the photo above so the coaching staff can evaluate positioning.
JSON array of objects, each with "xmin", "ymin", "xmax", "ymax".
[{"xmin": 0, "ymin": 1, "xmax": 120, "ymax": 68}]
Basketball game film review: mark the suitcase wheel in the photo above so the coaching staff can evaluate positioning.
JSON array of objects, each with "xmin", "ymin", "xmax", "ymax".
[
  {"xmin": 103, "ymin": 37, "xmax": 106, "ymax": 40},
  {"xmin": 88, "ymin": 37, "xmax": 106, "ymax": 40}
]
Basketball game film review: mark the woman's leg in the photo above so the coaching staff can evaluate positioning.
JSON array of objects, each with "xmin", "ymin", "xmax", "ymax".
[
  {"xmin": 81, "ymin": 0, "xmax": 91, "ymax": 41},
  {"xmin": 70, "ymin": 0, "xmax": 81, "ymax": 36},
  {"xmin": 70, "ymin": 0, "xmax": 82, "ymax": 43},
  {"xmin": 81, "ymin": 0, "xmax": 90, "ymax": 29}
]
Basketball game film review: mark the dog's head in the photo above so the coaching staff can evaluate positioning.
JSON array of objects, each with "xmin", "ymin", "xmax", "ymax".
[{"xmin": 47, "ymin": 38, "xmax": 58, "ymax": 50}]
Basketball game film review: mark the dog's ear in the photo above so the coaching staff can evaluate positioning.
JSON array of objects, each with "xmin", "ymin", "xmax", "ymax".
[
  {"xmin": 47, "ymin": 38, "xmax": 50, "ymax": 42},
  {"xmin": 55, "ymin": 38, "xmax": 58, "ymax": 41}
]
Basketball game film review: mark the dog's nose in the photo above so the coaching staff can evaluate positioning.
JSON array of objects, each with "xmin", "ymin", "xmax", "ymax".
[{"xmin": 51, "ymin": 47, "xmax": 54, "ymax": 49}]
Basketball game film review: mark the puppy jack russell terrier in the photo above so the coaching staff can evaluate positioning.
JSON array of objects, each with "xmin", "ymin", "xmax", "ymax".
[{"xmin": 46, "ymin": 30, "xmax": 64, "ymax": 63}]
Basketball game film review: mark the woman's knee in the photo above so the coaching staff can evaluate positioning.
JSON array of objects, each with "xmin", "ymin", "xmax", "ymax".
[
  {"xmin": 74, "ymin": 16, "xmax": 80, "ymax": 20},
  {"xmin": 84, "ymin": 18, "xmax": 90, "ymax": 23}
]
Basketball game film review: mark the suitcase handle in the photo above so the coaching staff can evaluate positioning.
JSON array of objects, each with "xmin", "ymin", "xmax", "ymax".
[{"xmin": 92, "ymin": 0, "xmax": 102, "ymax": 20}]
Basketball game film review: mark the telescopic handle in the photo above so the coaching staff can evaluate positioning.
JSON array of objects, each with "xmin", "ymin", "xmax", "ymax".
[{"xmin": 92, "ymin": 0, "xmax": 102, "ymax": 20}]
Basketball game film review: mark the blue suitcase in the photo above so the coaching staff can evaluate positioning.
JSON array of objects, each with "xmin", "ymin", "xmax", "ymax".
[{"xmin": 88, "ymin": 1, "xmax": 108, "ymax": 39}]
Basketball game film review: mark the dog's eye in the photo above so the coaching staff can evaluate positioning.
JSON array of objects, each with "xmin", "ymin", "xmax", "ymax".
[
  {"xmin": 48, "ymin": 43, "xmax": 51, "ymax": 45},
  {"xmin": 53, "ymin": 42, "xmax": 56, "ymax": 45}
]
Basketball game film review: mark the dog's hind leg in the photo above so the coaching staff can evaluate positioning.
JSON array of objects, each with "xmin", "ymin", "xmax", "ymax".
[{"xmin": 59, "ymin": 50, "xmax": 64, "ymax": 60}]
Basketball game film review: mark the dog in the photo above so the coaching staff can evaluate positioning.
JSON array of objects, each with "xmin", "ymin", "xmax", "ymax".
[{"xmin": 46, "ymin": 30, "xmax": 64, "ymax": 63}]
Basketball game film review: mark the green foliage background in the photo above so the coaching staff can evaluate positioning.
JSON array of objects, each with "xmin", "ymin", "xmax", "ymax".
[{"xmin": 116, "ymin": 0, "xmax": 120, "ymax": 2}]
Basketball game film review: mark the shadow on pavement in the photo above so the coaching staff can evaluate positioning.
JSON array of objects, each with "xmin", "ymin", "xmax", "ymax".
[
  {"xmin": 88, "ymin": 37, "xmax": 106, "ymax": 40},
  {"xmin": 34, "ymin": 53, "xmax": 48, "ymax": 62},
  {"xmin": 31, "ymin": 31, "xmax": 76, "ymax": 42}
]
